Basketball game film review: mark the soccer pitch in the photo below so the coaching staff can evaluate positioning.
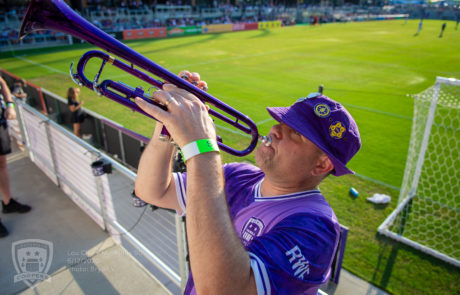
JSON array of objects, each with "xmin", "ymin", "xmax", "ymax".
[
  {"xmin": 1, "ymin": 19, "xmax": 459, "ymax": 294},
  {"xmin": 2, "ymin": 19, "xmax": 459, "ymax": 188}
]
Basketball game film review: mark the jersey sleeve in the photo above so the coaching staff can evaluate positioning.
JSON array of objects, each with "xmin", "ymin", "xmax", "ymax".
[
  {"xmin": 172, "ymin": 172, "xmax": 187, "ymax": 216},
  {"xmin": 247, "ymin": 213, "xmax": 339, "ymax": 295}
]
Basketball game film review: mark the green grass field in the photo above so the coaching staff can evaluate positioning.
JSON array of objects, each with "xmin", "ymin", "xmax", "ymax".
[{"xmin": 1, "ymin": 19, "xmax": 459, "ymax": 294}]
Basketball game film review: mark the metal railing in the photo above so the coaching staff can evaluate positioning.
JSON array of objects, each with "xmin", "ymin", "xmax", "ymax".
[{"xmin": 11, "ymin": 93, "xmax": 188, "ymax": 295}]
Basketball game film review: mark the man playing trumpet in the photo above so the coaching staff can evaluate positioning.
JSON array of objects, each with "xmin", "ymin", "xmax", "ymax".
[{"xmin": 134, "ymin": 72, "xmax": 361, "ymax": 295}]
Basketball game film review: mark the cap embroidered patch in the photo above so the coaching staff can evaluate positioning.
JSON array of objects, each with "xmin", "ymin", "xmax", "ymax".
[
  {"xmin": 329, "ymin": 121, "xmax": 346, "ymax": 139},
  {"xmin": 314, "ymin": 103, "xmax": 330, "ymax": 117}
]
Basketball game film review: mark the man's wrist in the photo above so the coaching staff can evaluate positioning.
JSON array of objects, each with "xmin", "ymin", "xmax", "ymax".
[
  {"xmin": 6, "ymin": 102, "xmax": 14, "ymax": 108},
  {"xmin": 181, "ymin": 139, "xmax": 219, "ymax": 162}
]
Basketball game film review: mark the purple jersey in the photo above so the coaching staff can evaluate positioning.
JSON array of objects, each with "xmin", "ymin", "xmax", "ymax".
[{"xmin": 173, "ymin": 162, "xmax": 340, "ymax": 295}]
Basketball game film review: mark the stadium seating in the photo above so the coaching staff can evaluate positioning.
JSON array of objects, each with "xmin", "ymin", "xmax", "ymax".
[{"xmin": 1, "ymin": 3, "xmax": 458, "ymax": 52}]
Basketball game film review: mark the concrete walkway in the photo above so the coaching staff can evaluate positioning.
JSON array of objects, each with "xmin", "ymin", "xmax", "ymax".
[{"xmin": 0, "ymin": 141, "xmax": 389, "ymax": 295}]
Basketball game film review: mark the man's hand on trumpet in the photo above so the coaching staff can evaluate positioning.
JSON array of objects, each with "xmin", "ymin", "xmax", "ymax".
[
  {"xmin": 179, "ymin": 70, "xmax": 208, "ymax": 91},
  {"xmin": 134, "ymin": 72, "xmax": 215, "ymax": 150}
]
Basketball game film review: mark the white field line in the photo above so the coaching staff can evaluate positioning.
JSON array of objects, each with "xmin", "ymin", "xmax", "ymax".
[{"xmin": 15, "ymin": 55, "xmax": 67, "ymax": 75}]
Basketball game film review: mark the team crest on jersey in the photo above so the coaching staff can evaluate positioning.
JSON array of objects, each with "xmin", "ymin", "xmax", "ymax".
[
  {"xmin": 314, "ymin": 103, "xmax": 330, "ymax": 117},
  {"xmin": 241, "ymin": 217, "xmax": 265, "ymax": 246},
  {"xmin": 329, "ymin": 121, "xmax": 346, "ymax": 139}
]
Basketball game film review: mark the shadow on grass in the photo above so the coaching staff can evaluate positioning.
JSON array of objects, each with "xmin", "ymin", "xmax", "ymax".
[
  {"xmin": 368, "ymin": 202, "xmax": 391, "ymax": 211},
  {"xmin": 248, "ymin": 29, "xmax": 272, "ymax": 39},
  {"xmin": 371, "ymin": 232, "xmax": 460, "ymax": 292},
  {"xmin": 140, "ymin": 33, "xmax": 222, "ymax": 55}
]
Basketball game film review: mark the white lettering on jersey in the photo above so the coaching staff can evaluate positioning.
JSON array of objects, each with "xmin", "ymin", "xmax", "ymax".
[{"xmin": 285, "ymin": 245, "xmax": 310, "ymax": 279}]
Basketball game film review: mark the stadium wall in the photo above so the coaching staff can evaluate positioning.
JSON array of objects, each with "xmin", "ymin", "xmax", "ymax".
[
  {"xmin": 123, "ymin": 27, "xmax": 168, "ymax": 40},
  {"xmin": 121, "ymin": 20, "xmax": 282, "ymax": 41}
]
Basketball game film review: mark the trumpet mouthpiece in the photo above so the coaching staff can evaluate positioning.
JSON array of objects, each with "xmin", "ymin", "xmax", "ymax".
[{"xmin": 259, "ymin": 135, "xmax": 272, "ymax": 147}]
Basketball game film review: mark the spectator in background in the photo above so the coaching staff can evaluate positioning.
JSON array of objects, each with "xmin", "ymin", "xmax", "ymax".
[
  {"xmin": 11, "ymin": 79, "xmax": 27, "ymax": 102},
  {"xmin": 67, "ymin": 87, "xmax": 85, "ymax": 138},
  {"xmin": 414, "ymin": 19, "xmax": 423, "ymax": 36},
  {"xmin": 439, "ymin": 22, "xmax": 446, "ymax": 38},
  {"xmin": 0, "ymin": 76, "xmax": 32, "ymax": 238}
]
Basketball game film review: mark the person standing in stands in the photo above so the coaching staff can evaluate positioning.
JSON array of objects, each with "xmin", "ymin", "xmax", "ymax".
[
  {"xmin": 134, "ymin": 72, "xmax": 361, "ymax": 294},
  {"xmin": 0, "ymin": 76, "xmax": 32, "ymax": 238},
  {"xmin": 11, "ymin": 79, "xmax": 28, "ymax": 102},
  {"xmin": 67, "ymin": 87, "xmax": 85, "ymax": 138}
]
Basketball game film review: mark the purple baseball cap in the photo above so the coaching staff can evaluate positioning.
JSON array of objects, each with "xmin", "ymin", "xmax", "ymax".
[{"xmin": 266, "ymin": 93, "xmax": 361, "ymax": 176}]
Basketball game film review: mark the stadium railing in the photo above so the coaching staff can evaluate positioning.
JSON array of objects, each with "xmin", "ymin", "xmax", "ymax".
[
  {"xmin": 2, "ymin": 70, "xmax": 188, "ymax": 294},
  {"xmin": 0, "ymin": 32, "xmax": 72, "ymax": 52},
  {"xmin": 154, "ymin": 5, "xmax": 198, "ymax": 21}
]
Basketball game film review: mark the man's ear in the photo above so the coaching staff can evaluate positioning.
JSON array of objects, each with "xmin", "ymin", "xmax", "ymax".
[{"xmin": 312, "ymin": 154, "xmax": 334, "ymax": 176}]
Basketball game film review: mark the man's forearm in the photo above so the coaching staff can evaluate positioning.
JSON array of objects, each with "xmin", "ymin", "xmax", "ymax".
[
  {"xmin": 186, "ymin": 152, "xmax": 257, "ymax": 294},
  {"xmin": 135, "ymin": 123, "xmax": 175, "ymax": 205}
]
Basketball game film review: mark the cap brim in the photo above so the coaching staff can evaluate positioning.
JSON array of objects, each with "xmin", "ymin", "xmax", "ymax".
[{"xmin": 266, "ymin": 107, "xmax": 354, "ymax": 177}]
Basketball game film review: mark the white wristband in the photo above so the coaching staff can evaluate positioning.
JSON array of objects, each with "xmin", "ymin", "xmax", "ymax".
[{"xmin": 181, "ymin": 139, "xmax": 219, "ymax": 162}]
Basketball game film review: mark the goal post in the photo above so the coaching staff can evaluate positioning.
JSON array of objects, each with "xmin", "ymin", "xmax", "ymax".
[{"xmin": 378, "ymin": 77, "xmax": 460, "ymax": 268}]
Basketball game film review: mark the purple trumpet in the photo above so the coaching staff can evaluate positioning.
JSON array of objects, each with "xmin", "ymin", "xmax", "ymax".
[{"xmin": 20, "ymin": 0, "xmax": 260, "ymax": 156}]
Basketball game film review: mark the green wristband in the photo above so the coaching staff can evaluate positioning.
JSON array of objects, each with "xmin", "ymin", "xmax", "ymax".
[
  {"xmin": 181, "ymin": 139, "xmax": 219, "ymax": 162},
  {"xmin": 6, "ymin": 102, "xmax": 14, "ymax": 108}
]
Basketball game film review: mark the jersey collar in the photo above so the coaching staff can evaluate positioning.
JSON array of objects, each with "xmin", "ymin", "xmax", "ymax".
[{"xmin": 254, "ymin": 178, "xmax": 321, "ymax": 201}]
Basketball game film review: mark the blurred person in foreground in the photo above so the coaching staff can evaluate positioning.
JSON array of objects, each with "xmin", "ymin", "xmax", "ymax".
[
  {"xmin": 134, "ymin": 71, "xmax": 361, "ymax": 294},
  {"xmin": 0, "ymin": 76, "xmax": 31, "ymax": 238},
  {"xmin": 67, "ymin": 87, "xmax": 85, "ymax": 138}
]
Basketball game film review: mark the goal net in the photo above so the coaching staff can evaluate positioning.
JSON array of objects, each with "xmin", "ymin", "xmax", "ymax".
[{"xmin": 378, "ymin": 77, "xmax": 460, "ymax": 267}]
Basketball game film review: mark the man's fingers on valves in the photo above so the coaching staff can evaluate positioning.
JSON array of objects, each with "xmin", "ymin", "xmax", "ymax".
[
  {"xmin": 134, "ymin": 96, "xmax": 169, "ymax": 123},
  {"xmin": 178, "ymin": 70, "xmax": 208, "ymax": 91},
  {"xmin": 163, "ymin": 84, "xmax": 200, "ymax": 104}
]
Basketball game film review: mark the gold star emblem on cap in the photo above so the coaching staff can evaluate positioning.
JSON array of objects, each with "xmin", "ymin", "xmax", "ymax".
[{"xmin": 329, "ymin": 122, "xmax": 346, "ymax": 139}]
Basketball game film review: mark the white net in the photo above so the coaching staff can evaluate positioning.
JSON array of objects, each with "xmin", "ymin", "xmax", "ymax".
[{"xmin": 379, "ymin": 77, "xmax": 460, "ymax": 267}]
